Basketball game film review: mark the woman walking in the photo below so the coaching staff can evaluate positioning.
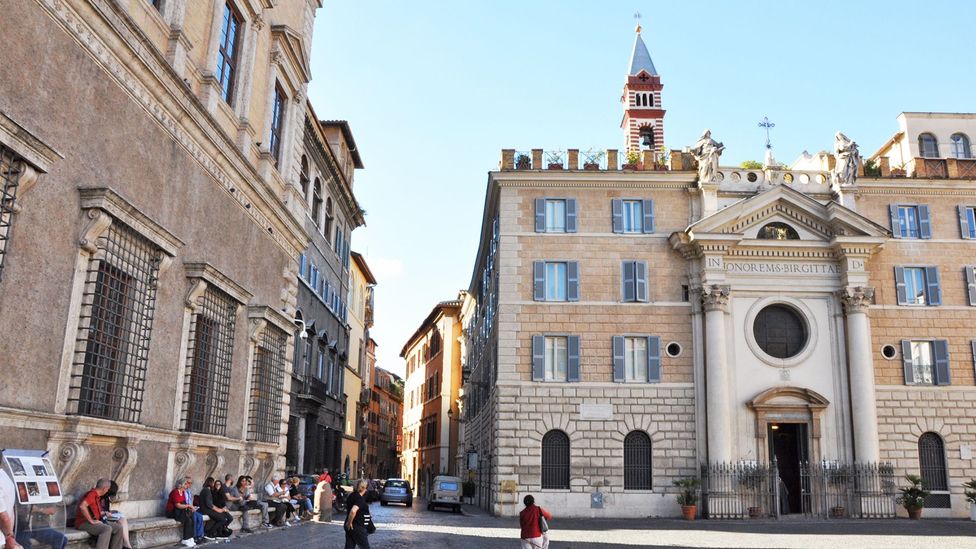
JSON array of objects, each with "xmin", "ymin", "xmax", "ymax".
[
  {"xmin": 519, "ymin": 495, "xmax": 552, "ymax": 549},
  {"xmin": 343, "ymin": 480, "xmax": 372, "ymax": 549}
]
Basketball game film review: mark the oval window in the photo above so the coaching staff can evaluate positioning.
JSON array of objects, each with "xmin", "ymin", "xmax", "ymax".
[{"xmin": 753, "ymin": 305, "xmax": 807, "ymax": 359}]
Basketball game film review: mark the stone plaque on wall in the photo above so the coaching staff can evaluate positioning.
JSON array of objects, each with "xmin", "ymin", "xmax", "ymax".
[{"xmin": 579, "ymin": 403, "xmax": 613, "ymax": 420}]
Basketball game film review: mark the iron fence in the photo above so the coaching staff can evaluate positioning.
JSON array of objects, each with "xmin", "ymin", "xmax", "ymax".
[{"xmin": 701, "ymin": 461, "xmax": 779, "ymax": 519}]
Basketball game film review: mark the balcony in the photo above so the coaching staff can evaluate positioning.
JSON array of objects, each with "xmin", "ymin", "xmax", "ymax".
[
  {"xmin": 909, "ymin": 157, "xmax": 976, "ymax": 179},
  {"xmin": 500, "ymin": 148, "xmax": 675, "ymax": 172}
]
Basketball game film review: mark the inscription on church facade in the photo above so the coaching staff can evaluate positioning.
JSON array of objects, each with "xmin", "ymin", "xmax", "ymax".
[{"xmin": 725, "ymin": 262, "xmax": 839, "ymax": 275}]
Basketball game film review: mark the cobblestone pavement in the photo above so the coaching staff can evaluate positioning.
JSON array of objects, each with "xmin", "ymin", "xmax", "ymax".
[{"xmin": 215, "ymin": 501, "xmax": 976, "ymax": 548}]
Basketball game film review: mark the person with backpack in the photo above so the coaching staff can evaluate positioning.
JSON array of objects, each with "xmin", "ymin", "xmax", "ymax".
[{"xmin": 518, "ymin": 495, "xmax": 552, "ymax": 549}]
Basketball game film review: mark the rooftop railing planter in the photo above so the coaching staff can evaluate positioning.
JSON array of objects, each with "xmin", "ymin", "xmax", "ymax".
[
  {"xmin": 582, "ymin": 148, "xmax": 605, "ymax": 170},
  {"xmin": 515, "ymin": 153, "xmax": 531, "ymax": 170},
  {"xmin": 623, "ymin": 150, "xmax": 640, "ymax": 170},
  {"xmin": 545, "ymin": 151, "xmax": 565, "ymax": 170}
]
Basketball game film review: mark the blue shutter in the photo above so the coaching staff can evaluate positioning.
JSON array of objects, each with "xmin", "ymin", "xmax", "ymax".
[
  {"xmin": 889, "ymin": 205, "xmax": 901, "ymax": 238},
  {"xmin": 531, "ymin": 335, "xmax": 545, "ymax": 381},
  {"xmin": 567, "ymin": 261, "xmax": 580, "ymax": 302},
  {"xmin": 933, "ymin": 340, "xmax": 950, "ymax": 386},
  {"xmin": 918, "ymin": 205, "xmax": 932, "ymax": 239},
  {"xmin": 901, "ymin": 340, "xmax": 913, "ymax": 384},
  {"xmin": 642, "ymin": 199, "xmax": 655, "ymax": 234},
  {"xmin": 535, "ymin": 198, "xmax": 546, "ymax": 232},
  {"xmin": 635, "ymin": 261, "xmax": 648, "ymax": 302},
  {"xmin": 972, "ymin": 341, "xmax": 976, "ymax": 380},
  {"xmin": 646, "ymin": 336, "xmax": 661, "ymax": 383},
  {"xmin": 299, "ymin": 254, "xmax": 307, "ymax": 279},
  {"xmin": 622, "ymin": 261, "xmax": 636, "ymax": 302},
  {"xmin": 566, "ymin": 199, "xmax": 578, "ymax": 233},
  {"xmin": 967, "ymin": 267, "xmax": 976, "ymax": 306},
  {"xmin": 567, "ymin": 335, "xmax": 581, "ymax": 382},
  {"xmin": 612, "ymin": 336, "xmax": 625, "ymax": 382},
  {"xmin": 533, "ymin": 261, "xmax": 545, "ymax": 301},
  {"xmin": 959, "ymin": 205, "xmax": 972, "ymax": 239},
  {"xmin": 925, "ymin": 266, "xmax": 942, "ymax": 305},
  {"xmin": 612, "ymin": 199, "xmax": 623, "ymax": 233},
  {"xmin": 894, "ymin": 267, "xmax": 907, "ymax": 305}
]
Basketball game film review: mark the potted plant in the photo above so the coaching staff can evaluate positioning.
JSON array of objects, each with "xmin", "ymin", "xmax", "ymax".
[
  {"xmin": 964, "ymin": 479, "xmax": 976, "ymax": 521},
  {"xmin": 737, "ymin": 463, "xmax": 764, "ymax": 519},
  {"xmin": 623, "ymin": 150, "xmax": 640, "ymax": 170},
  {"xmin": 515, "ymin": 153, "xmax": 531, "ymax": 170},
  {"xmin": 898, "ymin": 474, "xmax": 929, "ymax": 520},
  {"xmin": 826, "ymin": 464, "xmax": 850, "ymax": 518},
  {"xmin": 673, "ymin": 477, "xmax": 700, "ymax": 521},
  {"xmin": 582, "ymin": 149, "xmax": 605, "ymax": 170},
  {"xmin": 545, "ymin": 151, "xmax": 564, "ymax": 170}
]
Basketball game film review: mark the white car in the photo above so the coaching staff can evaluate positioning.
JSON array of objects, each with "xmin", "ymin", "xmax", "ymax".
[{"xmin": 427, "ymin": 475, "xmax": 463, "ymax": 513}]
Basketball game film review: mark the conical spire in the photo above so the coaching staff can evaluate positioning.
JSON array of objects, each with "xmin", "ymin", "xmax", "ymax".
[{"xmin": 628, "ymin": 28, "xmax": 657, "ymax": 77}]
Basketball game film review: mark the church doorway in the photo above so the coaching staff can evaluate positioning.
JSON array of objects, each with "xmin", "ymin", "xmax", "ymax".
[{"xmin": 768, "ymin": 423, "xmax": 808, "ymax": 514}]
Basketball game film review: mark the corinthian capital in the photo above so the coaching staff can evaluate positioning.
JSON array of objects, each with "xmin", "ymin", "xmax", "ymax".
[
  {"xmin": 838, "ymin": 286, "xmax": 875, "ymax": 314},
  {"xmin": 701, "ymin": 284, "xmax": 731, "ymax": 312}
]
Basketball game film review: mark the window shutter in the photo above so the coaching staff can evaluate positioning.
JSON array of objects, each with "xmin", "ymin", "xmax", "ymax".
[
  {"xmin": 894, "ymin": 267, "xmax": 908, "ymax": 305},
  {"xmin": 636, "ymin": 261, "xmax": 648, "ymax": 302},
  {"xmin": 566, "ymin": 199, "xmax": 578, "ymax": 233},
  {"xmin": 901, "ymin": 340, "xmax": 913, "ymax": 384},
  {"xmin": 959, "ymin": 205, "xmax": 972, "ymax": 239},
  {"xmin": 889, "ymin": 204, "xmax": 900, "ymax": 238},
  {"xmin": 612, "ymin": 336, "xmax": 625, "ymax": 382},
  {"xmin": 646, "ymin": 336, "xmax": 661, "ymax": 383},
  {"xmin": 535, "ymin": 199, "xmax": 546, "ymax": 232},
  {"xmin": 972, "ymin": 340, "xmax": 976, "ymax": 379},
  {"xmin": 612, "ymin": 199, "xmax": 623, "ymax": 233},
  {"xmin": 531, "ymin": 335, "xmax": 545, "ymax": 381},
  {"xmin": 299, "ymin": 254, "xmax": 307, "ymax": 279},
  {"xmin": 642, "ymin": 199, "xmax": 655, "ymax": 234},
  {"xmin": 567, "ymin": 335, "xmax": 581, "ymax": 382},
  {"xmin": 567, "ymin": 261, "xmax": 580, "ymax": 302},
  {"xmin": 622, "ymin": 261, "xmax": 636, "ymax": 302},
  {"xmin": 966, "ymin": 267, "xmax": 976, "ymax": 306},
  {"xmin": 918, "ymin": 205, "xmax": 932, "ymax": 239},
  {"xmin": 933, "ymin": 339, "xmax": 950, "ymax": 386},
  {"xmin": 925, "ymin": 266, "xmax": 942, "ymax": 305},
  {"xmin": 533, "ymin": 261, "xmax": 545, "ymax": 301}
]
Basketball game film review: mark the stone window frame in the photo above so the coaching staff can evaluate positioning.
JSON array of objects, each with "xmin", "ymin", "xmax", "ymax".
[
  {"xmin": 743, "ymin": 296, "xmax": 818, "ymax": 368},
  {"xmin": 243, "ymin": 305, "xmax": 294, "ymax": 445},
  {"xmin": 202, "ymin": 0, "xmax": 269, "ymax": 121},
  {"xmin": 747, "ymin": 387, "xmax": 829, "ymax": 464}
]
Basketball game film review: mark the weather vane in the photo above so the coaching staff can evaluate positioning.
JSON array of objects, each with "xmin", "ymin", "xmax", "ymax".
[
  {"xmin": 758, "ymin": 116, "xmax": 775, "ymax": 150},
  {"xmin": 634, "ymin": 11, "xmax": 642, "ymax": 33}
]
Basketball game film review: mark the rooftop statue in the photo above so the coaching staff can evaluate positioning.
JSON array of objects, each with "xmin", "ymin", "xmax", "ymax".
[
  {"xmin": 832, "ymin": 132, "xmax": 861, "ymax": 190},
  {"xmin": 691, "ymin": 129, "xmax": 724, "ymax": 185}
]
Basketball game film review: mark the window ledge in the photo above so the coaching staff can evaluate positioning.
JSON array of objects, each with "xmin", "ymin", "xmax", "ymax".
[{"xmin": 622, "ymin": 489, "xmax": 655, "ymax": 494}]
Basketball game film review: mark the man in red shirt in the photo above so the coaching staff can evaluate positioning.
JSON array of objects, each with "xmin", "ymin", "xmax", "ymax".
[
  {"xmin": 318, "ymin": 468, "xmax": 332, "ymax": 485},
  {"xmin": 518, "ymin": 494, "xmax": 552, "ymax": 549},
  {"xmin": 75, "ymin": 479, "xmax": 123, "ymax": 549}
]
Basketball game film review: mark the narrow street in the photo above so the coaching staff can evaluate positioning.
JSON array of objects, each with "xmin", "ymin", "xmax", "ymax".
[{"xmin": 219, "ymin": 499, "xmax": 976, "ymax": 549}]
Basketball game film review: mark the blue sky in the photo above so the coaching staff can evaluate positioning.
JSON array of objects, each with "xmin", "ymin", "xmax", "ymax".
[{"xmin": 307, "ymin": 1, "xmax": 976, "ymax": 377}]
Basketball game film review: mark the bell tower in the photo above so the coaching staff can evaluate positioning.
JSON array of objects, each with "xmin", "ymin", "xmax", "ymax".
[{"xmin": 621, "ymin": 22, "xmax": 665, "ymax": 156}]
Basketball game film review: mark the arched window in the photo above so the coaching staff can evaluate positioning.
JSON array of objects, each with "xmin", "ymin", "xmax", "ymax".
[
  {"xmin": 541, "ymin": 430, "xmax": 570, "ymax": 489},
  {"xmin": 757, "ymin": 222, "xmax": 800, "ymax": 240},
  {"xmin": 951, "ymin": 133, "xmax": 972, "ymax": 159},
  {"xmin": 324, "ymin": 197, "xmax": 334, "ymax": 241},
  {"xmin": 918, "ymin": 432, "xmax": 949, "ymax": 508},
  {"xmin": 312, "ymin": 178, "xmax": 322, "ymax": 227},
  {"xmin": 648, "ymin": 93, "xmax": 654, "ymax": 107},
  {"xmin": 918, "ymin": 133, "xmax": 939, "ymax": 158},
  {"xmin": 623, "ymin": 431, "xmax": 652, "ymax": 490},
  {"xmin": 299, "ymin": 156, "xmax": 309, "ymax": 199}
]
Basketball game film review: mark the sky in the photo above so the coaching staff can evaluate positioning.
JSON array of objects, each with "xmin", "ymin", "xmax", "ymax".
[{"xmin": 307, "ymin": 1, "xmax": 976, "ymax": 378}]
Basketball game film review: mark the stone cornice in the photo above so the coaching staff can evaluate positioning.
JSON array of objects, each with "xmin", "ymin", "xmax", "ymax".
[
  {"xmin": 184, "ymin": 262, "xmax": 254, "ymax": 305},
  {"xmin": 0, "ymin": 110, "xmax": 63, "ymax": 173},
  {"xmin": 78, "ymin": 186, "xmax": 184, "ymax": 257},
  {"xmin": 491, "ymin": 169, "xmax": 696, "ymax": 189}
]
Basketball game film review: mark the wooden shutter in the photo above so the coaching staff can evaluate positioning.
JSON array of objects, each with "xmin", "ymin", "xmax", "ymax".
[
  {"xmin": 925, "ymin": 266, "xmax": 942, "ymax": 305},
  {"xmin": 889, "ymin": 204, "xmax": 901, "ymax": 238},
  {"xmin": 533, "ymin": 261, "xmax": 546, "ymax": 301},
  {"xmin": 612, "ymin": 199, "xmax": 623, "ymax": 233},
  {"xmin": 959, "ymin": 205, "xmax": 972, "ymax": 239},
  {"xmin": 532, "ymin": 335, "xmax": 545, "ymax": 381},
  {"xmin": 567, "ymin": 261, "xmax": 580, "ymax": 302},
  {"xmin": 918, "ymin": 205, "xmax": 932, "ymax": 239},
  {"xmin": 901, "ymin": 340, "xmax": 914, "ymax": 384},
  {"xmin": 642, "ymin": 199, "xmax": 655, "ymax": 234},
  {"xmin": 966, "ymin": 267, "xmax": 976, "ymax": 306},
  {"xmin": 894, "ymin": 267, "xmax": 908, "ymax": 305},
  {"xmin": 933, "ymin": 340, "xmax": 950, "ymax": 386},
  {"xmin": 566, "ymin": 199, "xmax": 578, "ymax": 233},
  {"xmin": 535, "ymin": 198, "xmax": 546, "ymax": 232},
  {"xmin": 567, "ymin": 336, "xmax": 581, "ymax": 382},
  {"xmin": 646, "ymin": 336, "xmax": 661, "ymax": 383},
  {"xmin": 635, "ymin": 261, "xmax": 648, "ymax": 302},
  {"xmin": 612, "ymin": 336, "xmax": 625, "ymax": 382},
  {"xmin": 971, "ymin": 341, "xmax": 976, "ymax": 380},
  {"xmin": 622, "ymin": 261, "xmax": 636, "ymax": 302}
]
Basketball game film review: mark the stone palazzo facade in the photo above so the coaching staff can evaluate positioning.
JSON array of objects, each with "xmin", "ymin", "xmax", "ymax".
[{"xmin": 0, "ymin": 0, "xmax": 340, "ymax": 518}]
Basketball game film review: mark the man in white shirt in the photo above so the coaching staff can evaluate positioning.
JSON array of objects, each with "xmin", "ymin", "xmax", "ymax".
[
  {"xmin": 263, "ymin": 476, "xmax": 291, "ymax": 527},
  {"xmin": 1, "ymin": 470, "xmax": 24, "ymax": 549}
]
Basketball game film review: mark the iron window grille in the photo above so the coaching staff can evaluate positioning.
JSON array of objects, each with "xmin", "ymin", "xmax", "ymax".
[
  {"xmin": 69, "ymin": 222, "xmax": 163, "ymax": 423},
  {"xmin": 216, "ymin": 1, "xmax": 242, "ymax": 104},
  {"xmin": 623, "ymin": 431, "xmax": 652, "ymax": 490},
  {"xmin": 182, "ymin": 286, "xmax": 238, "ymax": 436},
  {"xmin": 541, "ymin": 430, "xmax": 570, "ymax": 490},
  {"xmin": 248, "ymin": 326, "xmax": 287, "ymax": 443},
  {"xmin": 918, "ymin": 432, "xmax": 950, "ymax": 508},
  {"xmin": 0, "ymin": 145, "xmax": 24, "ymax": 282}
]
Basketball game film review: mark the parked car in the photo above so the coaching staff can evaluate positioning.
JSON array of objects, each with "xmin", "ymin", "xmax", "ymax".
[
  {"xmin": 427, "ymin": 475, "xmax": 463, "ymax": 513},
  {"xmin": 380, "ymin": 478, "xmax": 412, "ymax": 507}
]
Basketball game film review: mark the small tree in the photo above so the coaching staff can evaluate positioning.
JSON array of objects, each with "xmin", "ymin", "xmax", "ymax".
[
  {"xmin": 898, "ymin": 474, "xmax": 930, "ymax": 510},
  {"xmin": 963, "ymin": 479, "xmax": 976, "ymax": 504},
  {"xmin": 674, "ymin": 478, "xmax": 701, "ymax": 506},
  {"xmin": 740, "ymin": 160, "xmax": 763, "ymax": 169}
]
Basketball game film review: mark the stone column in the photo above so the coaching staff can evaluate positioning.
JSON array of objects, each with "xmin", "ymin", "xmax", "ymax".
[
  {"xmin": 702, "ymin": 285, "xmax": 732, "ymax": 463},
  {"xmin": 839, "ymin": 287, "xmax": 881, "ymax": 462}
]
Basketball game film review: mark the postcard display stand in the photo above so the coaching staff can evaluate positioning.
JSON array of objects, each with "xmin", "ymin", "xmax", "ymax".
[{"xmin": 2, "ymin": 449, "xmax": 67, "ymax": 548}]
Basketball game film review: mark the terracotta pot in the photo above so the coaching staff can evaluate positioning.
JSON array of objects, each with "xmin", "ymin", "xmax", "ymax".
[
  {"xmin": 907, "ymin": 506, "xmax": 922, "ymax": 520},
  {"xmin": 681, "ymin": 505, "xmax": 697, "ymax": 521},
  {"xmin": 622, "ymin": 163, "xmax": 639, "ymax": 170},
  {"xmin": 748, "ymin": 506, "xmax": 762, "ymax": 519},
  {"xmin": 583, "ymin": 163, "xmax": 600, "ymax": 170},
  {"xmin": 547, "ymin": 163, "xmax": 564, "ymax": 170},
  {"xmin": 830, "ymin": 506, "xmax": 845, "ymax": 519}
]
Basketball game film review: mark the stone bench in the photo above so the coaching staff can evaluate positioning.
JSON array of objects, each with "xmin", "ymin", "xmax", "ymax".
[{"xmin": 63, "ymin": 508, "xmax": 276, "ymax": 548}]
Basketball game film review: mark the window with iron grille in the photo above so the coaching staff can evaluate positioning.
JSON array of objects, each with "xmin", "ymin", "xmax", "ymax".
[
  {"xmin": 623, "ymin": 431, "xmax": 652, "ymax": 490},
  {"xmin": 70, "ymin": 222, "xmax": 163, "ymax": 423},
  {"xmin": 918, "ymin": 432, "xmax": 950, "ymax": 508},
  {"xmin": 248, "ymin": 326, "xmax": 287, "ymax": 443},
  {"xmin": 0, "ymin": 146, "xmax": 24, "ymax": 282},
  {"xmin": 541, "ymin": 430, "xmax": 570, "ymax": 490},
  {"xmin": 182, "ymin": 286, "xmax": 238, "ymax": 435},
  {"xmin": 216, "ymin": 1, "xmax": 242, "ymax": 104}
]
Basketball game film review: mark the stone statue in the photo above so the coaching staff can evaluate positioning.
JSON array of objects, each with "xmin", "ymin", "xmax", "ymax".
[
  {"xmin": 832, "ymin": 132, "xmax": 861, "ymax": 189},
  {"xmin": 691, "ymin": 129, "xmax": 724, "ymax": 185}
]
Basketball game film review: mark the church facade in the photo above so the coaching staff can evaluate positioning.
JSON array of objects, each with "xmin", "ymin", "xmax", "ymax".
[{"xmin": 459, "ymin": 26, "xmax": 976, "ymax": 518}]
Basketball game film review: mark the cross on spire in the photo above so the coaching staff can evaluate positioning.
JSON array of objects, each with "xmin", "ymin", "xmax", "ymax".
[
  {"xmin": 634, "ymin": 12, "xmax": 642, "ymax": 33},
  {"xmin": 758, "ymin": 116, "xmax": 775, "ymax": 150}
]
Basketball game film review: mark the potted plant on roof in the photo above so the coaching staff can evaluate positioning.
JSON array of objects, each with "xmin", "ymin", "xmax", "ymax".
[
  {"xmin": 898, "ymin": 474, "xmax": 929, "ymax": 520},
  {"xmin": 582, "ymin": 149, "xmax": 605, "ymax": 170},
  {"xmin": 623, "ymin": 150, "xmax": 640, "ymax": 170},
  {"xmin": 964, "ymin": 479, "xmax": 976, "ymax": 521},
  {"xmin": 673, "ymin": 477, "xmax": 700, "ymax": 520},
  {"xmin": 546, "ymin": 151, "xmax": 565, "ymax": 170},
  {"xmin": 515, "ymin": 153, "xmax": 531, "ymax": 170}
]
